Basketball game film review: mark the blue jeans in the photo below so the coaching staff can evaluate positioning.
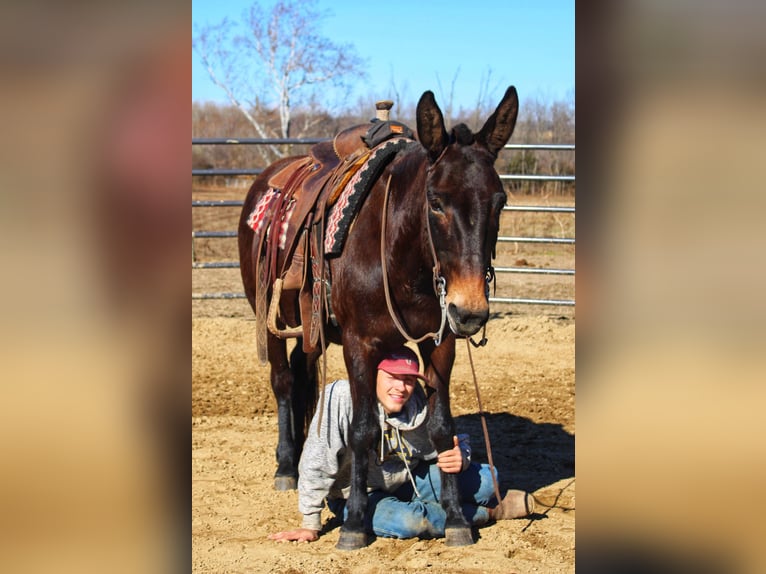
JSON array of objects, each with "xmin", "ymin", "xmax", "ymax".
[{"xmin": 328, "ymin": 461, "xmax": 498, "ymax": 539}]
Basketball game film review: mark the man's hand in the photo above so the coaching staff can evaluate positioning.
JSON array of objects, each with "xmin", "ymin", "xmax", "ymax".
[
  {"xmin": 268, "ymin": 528, "xmax": 319, "ymax": 543},
  {"xmin": 436, "ymin": 435, "xmax": 464, "ymax": 474}
]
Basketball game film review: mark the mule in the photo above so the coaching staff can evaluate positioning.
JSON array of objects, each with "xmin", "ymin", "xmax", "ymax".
[{"xmin": 238, "ymin": 86, "xmax": 518, "ymax": 549}]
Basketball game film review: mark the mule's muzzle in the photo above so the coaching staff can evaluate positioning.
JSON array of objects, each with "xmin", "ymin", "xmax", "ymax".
[{"xmin": 446, "ymin": 303, "xmax": 489, "ymax": 336}]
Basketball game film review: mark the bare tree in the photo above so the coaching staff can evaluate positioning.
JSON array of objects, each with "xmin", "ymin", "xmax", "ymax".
[
  {"xmin": 435, "ymin": 67, "xmax": 461, "ymax": 125},
  {"xmin": 465, "ymin": 68, "xmax": 504, "ymax": 131},
  {"xmin": 193, "ymin": 0, "xmax": 366, "ymax": 160}
]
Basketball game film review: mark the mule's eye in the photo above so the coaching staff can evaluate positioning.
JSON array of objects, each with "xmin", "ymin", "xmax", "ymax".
[{"xmin": 429, "ymin": 197, "xmax": 445, "ymax": 214}]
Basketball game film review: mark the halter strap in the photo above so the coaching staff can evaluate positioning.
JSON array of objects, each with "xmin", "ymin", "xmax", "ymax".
[
  {"xmin": 380, "ymin": 174, "xmax": 447, "ymax": 345},
  {"xmin": 423, "ymin": 188, "xmax": 444, "ymax": 296}
]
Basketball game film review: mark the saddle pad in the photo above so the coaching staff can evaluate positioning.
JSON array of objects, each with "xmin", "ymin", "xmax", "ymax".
[
  {"xmin": 325, "ymin": 137, "xmax": 416, "ymax": 256},
  {"xmin": 247, "ymin": 188, "xmax": 297, "ymax": 251},
  {"xmin": 247, "ymin": 187, "xmax": 279, "ymax": 236}
]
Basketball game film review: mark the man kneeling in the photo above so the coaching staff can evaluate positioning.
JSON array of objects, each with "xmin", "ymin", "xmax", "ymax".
[{"xmin": 269, "ymin": 347, "xmax": 534, "ymax": 543}]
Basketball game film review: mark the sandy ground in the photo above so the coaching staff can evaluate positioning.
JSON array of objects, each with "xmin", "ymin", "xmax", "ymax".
[{"xmin": 192, "ymin": 313, "xmax": 575, "ymax": 573}]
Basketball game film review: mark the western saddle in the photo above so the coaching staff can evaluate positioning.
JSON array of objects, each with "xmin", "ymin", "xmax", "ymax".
[{"xmin": 252, "ymin": 101, "xmax": 414, "ymax": 359}]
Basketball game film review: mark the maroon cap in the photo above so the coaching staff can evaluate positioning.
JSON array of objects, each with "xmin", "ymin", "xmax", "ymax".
[{"xmin": 378, "ymin": 347, "xmax": 428, "ymax": 382}]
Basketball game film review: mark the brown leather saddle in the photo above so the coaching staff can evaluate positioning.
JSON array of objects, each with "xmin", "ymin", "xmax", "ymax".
[
  {"xmin": 267, "ymin": 123, "xmax": 372, "ymax": 280},
  {"xmin": 252, "ymin": 115, "xmax": 416, "ymax": 358},
  {"xmin": 255, "ymin": 122, "xmax": 378, "ymax": 353}
]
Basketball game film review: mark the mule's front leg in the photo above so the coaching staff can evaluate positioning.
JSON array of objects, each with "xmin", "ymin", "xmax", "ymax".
[
  {"xmin": 336, "ymin": 410, "xmax": 377, "ymax": 550},
  {"xmin": 429, "ymin": 393, "xmax": 473, "ymax": 545},
  {"xmin": 423, "ymin": 337, "xmax": 474, "ymax": 546}
]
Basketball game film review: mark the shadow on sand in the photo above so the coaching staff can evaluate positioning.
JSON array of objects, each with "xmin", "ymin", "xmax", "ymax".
[{"xmin": 454, "ymin": 412, "xmax": 574, "ymax": 496}]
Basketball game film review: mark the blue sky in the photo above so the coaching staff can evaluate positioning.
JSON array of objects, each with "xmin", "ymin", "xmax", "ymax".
[{"xmin": 192, "ymin": 0, "xmax": 574, "ymax": 112}]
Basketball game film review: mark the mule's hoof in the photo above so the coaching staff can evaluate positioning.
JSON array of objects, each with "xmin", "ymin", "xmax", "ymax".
[
  {"xmin": 335, "ymin": 530, "xmax": 367, "ymax": 551},
  {"xmin": 444, "ymin": 527, "xmax": 474, "ymax": 547},
  {"xmin": 274, "ymin": 476, "xmax": 297, "ymax": 491}
]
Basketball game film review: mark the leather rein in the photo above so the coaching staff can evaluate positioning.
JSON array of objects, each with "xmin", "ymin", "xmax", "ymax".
[{"xmin": 380, "ymin": 173, "xmax": 448, "ymax": 345}]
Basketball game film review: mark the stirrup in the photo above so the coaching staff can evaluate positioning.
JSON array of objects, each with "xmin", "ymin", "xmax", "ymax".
[{"xmin": 267, "ymin": 278, "xmax": 303, "ymax": 338}]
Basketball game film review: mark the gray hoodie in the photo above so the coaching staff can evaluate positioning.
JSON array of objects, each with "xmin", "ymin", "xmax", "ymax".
[{"xmin": 297, "ymin": 378, "xmax": 470, "ymax": 531}]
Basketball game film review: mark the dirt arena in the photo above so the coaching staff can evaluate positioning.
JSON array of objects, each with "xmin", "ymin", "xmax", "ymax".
[
  {"xmin": 192, "ymin": 307, "xmax": 574, "ymax": 573},
  {"xmin": 192, "ymin": 184, "xmax": 574, "ymax": 572}
]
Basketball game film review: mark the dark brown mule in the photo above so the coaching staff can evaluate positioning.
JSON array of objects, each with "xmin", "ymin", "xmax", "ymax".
[{"xmin": 238, "ymin": 86, "xmax": 519, "ymax": 549}]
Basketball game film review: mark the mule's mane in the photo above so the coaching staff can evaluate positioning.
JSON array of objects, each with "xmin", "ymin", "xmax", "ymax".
[{"xmin": 450, "ymin": 123, "xmax": 475, "ymax": 145}]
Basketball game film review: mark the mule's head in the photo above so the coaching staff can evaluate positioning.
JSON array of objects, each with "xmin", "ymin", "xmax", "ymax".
[{"xmin": 416, "ymin": 86, "xmax": 518, "ymax": 337}]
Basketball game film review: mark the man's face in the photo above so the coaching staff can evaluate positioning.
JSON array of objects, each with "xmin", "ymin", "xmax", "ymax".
[{"xmin": 376, "ymin": 369, "xmax": 418, "ymax": 414}]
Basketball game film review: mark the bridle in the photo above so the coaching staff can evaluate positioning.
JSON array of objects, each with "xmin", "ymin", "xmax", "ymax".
[
  {"xmin": 380, "ymin": 171, "xmax": 494, "ymax": 347},
  {"xmin": 381, "ymin": 173, "xmax": 448, "ymax": 345}
]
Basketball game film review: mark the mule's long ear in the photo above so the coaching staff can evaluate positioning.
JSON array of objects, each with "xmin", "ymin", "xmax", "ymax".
[
  {"xmin": 476, "ymin": 86, "xmax": 519, "ymax": 157},
  {"xmin": 416, "ymin": 90, "xmax": 449, "ymax": 162}
]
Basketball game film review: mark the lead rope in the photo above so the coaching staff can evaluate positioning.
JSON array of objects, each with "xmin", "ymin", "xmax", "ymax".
[
  {"xmin": 394, "ymin": 426, "xmax": 422, "ymax": 498},
  {"xmin": 380, "ymin": 174, "xmax": 447, "ymax": 345},
  {"xmin": 465, "ymin": 337, "xmax": 503, "ymax": 505}
]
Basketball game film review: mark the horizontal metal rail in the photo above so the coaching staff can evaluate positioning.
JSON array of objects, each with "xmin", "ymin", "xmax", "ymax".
[
  {"xmin": 490, "ymin": 296, "xmax": 575, "ymax": 306},
  {"xmin": 192, "ymin": 231, "xmax": 237, "ymax": 238},
  {"xmin": 192, "ymin": 138, "xmax": 573, "ymax": 151},
  {"xmin": 192, "ymin": 231, "xmax": 574, "ymax": 243},
  {"xmin": 191, "ymin": 140, "xmax": 575, "ymax": 178},
  {"xmin": 192, "ymin": 292, "xmax": 246, "ymax": 300},
  {"xmin": 193, "ymin": 200, "xmax": 244, "ymax": 207},
  {"xmin": 193, "ymin": 262, "xmax": 239, "ymax": 269},
  {"xmin": 191, "ymin": 201, "xmax": 576, "ymax": 213},
  {"xmin": 191, "ymin": 291, "xmax": 575, "ymax": 306},
  {"xmin": 504, "ymin": 143, "xmax": 574, "ymax": 150},
  {"xmin": 192, "ymin": 261, "xmax": 574, "ymax": 275},
  {"xmin": 192, "ymin": 169, "xmax": 575, "ymax": 180},
  {"xmin": 193, "ymin": 168, "xmax": 263, "ymax": 176},
  {"xmin": 500, "ymin": 174, "xmax": 574, "ymax": 182},
  {"xmin": 503, "ymin": 205, "xmax": 575, "ymax": 213},
  {"xmin": 494, "ymin": 266, "xmax": 574, "ymax": 275},
  {"xmin": 193, "ymin": 137, "xmax": 327, "ymax": 145},
  {"xmin": 192, "ymin": 139, "xmax": 574, "ymax": 307},
  {"xmin": 498, "ymin": 236, "xmax": 575, "ymax": 244}
]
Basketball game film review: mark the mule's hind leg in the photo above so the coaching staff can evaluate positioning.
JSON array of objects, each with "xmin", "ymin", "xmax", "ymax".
[
  {"xmin": 267, "ymin": 336, "xmax": 300, "ymax": 490},
  {"xmin": 288, "ymin": 343, "xmax": 319, "ymax": 464}
]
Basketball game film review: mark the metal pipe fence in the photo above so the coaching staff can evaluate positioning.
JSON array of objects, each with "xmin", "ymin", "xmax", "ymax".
[{"xmin": 192, "ymin": 140, "xmax": 574, "ymax": 307}]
